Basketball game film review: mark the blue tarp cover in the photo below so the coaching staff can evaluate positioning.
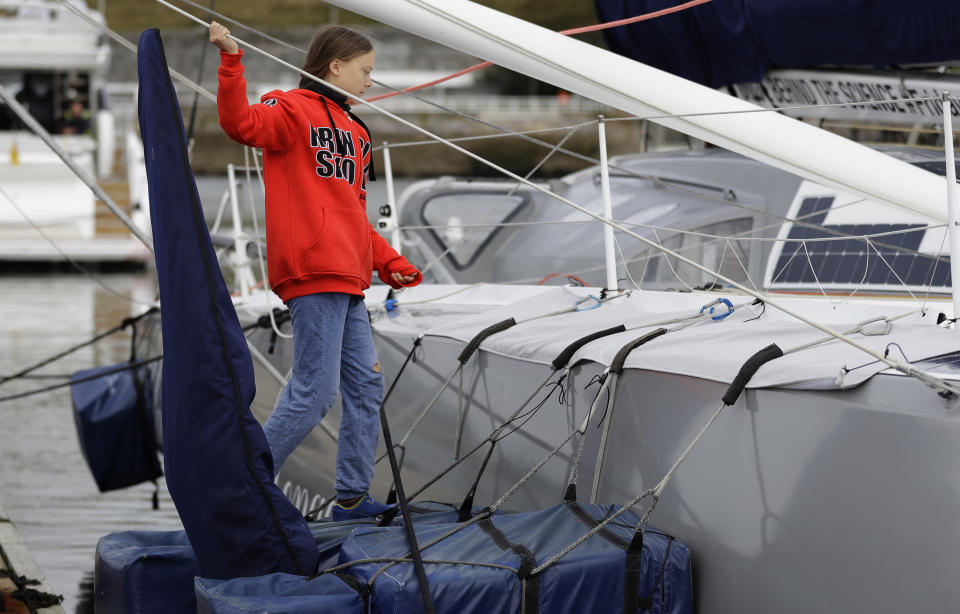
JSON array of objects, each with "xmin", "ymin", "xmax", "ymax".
[
  {"xmin": 94, "ymin": 530, "xmax": 199, "ymax": 614},
  {"xmin": 136, "ymin": 28, "xmax": 318, "ymax": 579},
  {"xmin": 93, "ymin": 502, "xmax": 495, "ymax": 613},
  {"xmin": 594, "ymin": 0, "xmax": 960, "ymax": 87},
  {"xmin": 339, "ymin": 502, "xmax": 693, "ymax": 614},
  {"xmin": 195, "ymin": 574, "xmax": 364, "ymax": 614},
  {"xmin": 70, "ymin": 365, "xmax": 161, "ymax": 492}
]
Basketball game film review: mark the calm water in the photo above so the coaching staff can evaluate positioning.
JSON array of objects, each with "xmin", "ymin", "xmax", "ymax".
[
  {"xmin": 0, "ymin": 176, "xmax": 416, "ymax": 612},
  {"xmin": 0, "ymin": 273, "xmax": 181, "ymax": 613}
]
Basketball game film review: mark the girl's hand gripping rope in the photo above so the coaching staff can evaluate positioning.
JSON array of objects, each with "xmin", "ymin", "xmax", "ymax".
[{"xmin": 209, "ymin": 21, "xmax": 239, "ymax": 54}]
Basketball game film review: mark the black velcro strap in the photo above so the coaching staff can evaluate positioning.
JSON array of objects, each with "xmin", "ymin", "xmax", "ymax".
[
  {"xmin": 335, "ymin": 572, "xmax": 371, "ymax": 611},
  {"xmin": 563, "ymin": 501, "xmax": 628, "ymax": 549},
  {"xmin": 377, "ymin": 506, "xmax": 399, "ymax": 527},
  {"xmin": 479, "ymin": 518, "xmax": 539, "ymax": 613},
  {"xmin": 609, "ymin": 329, "xmax": 667, "ymax": 374},
  {"xmin": 623, "ymin": 531, "xmax": 645, "ymax": 613},
  {"xmin": 457, "ymin": 493, "xmax": 475, "ymax": 523},
  {"xmin": 458, "ymin": 318, "xmax": 518, "ymax": 364},
  {"xmin": 721, "ymin": 343, "xmax": 783, "ymax": 406},
  {"xmin": 563, "ymin": 483, "xmax": 577, "ymax": 502},
  {"xmin": 551, "ymin": 324, "xmax": 627, "ymax": 371}
]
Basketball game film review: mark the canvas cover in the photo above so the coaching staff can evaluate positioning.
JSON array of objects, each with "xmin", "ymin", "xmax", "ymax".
[
  {"xmin": 194, "ymin": 574, "xmax": 364, "ymax": 614},
  {"xmin": 594, "ymin": 0, "xmax": 960, "ymax": 87},
  {"xmin": 372, "ymin": 285, "xmax": 960, "ymax": 392},
  {"xmin": 136, "ymin": 28, "xmax": 318, "ymax": 578},
  {"xmin": 70, "ymin": 364, "xmax": 162, "ymax": 491},
  {"xmin": 94, "ymin": 530, "xmax": 199, "ymax": 614},
  {"xmin": 93, "ymin": 502, "xmax": 497, "ymax": 613},
  {"xmin": 338, "ymin": 502, "xmax": 692, "ymax": 614}
]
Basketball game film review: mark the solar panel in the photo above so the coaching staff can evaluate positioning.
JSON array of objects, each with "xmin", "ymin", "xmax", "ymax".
[{"xmin": 774, "ymin": 200, "xmax": 935, "ymax": 287}]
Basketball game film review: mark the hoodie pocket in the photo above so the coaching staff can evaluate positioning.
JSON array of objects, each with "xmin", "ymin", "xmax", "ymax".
[{"xmin": 305, "ymin": 206, "xmax": 372, "ymax": 279}]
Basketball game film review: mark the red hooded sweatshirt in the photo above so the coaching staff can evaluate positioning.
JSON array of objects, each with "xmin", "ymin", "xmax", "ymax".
[{"xmin": 216, "ymin": 50, "xmax": 420, "ymax": 302}]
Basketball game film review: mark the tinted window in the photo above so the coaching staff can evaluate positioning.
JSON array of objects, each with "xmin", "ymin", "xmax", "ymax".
[{"xmin": 421, "ymin": 192, "xmax": 527, "ymax": 270}]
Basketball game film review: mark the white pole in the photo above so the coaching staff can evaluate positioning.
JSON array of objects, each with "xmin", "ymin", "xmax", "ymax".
[
  {"xmin": 942, "ymin": 93, "xmax": 960, "ymax": 319},
  {"xmin": 597, "ymin": 116, "xmax": 619, "ymax": 292},
  {"xmin": 381, "ymin": 142, "xmax": 402, "ymax": 252},
  {"xmin": 227, "ymin": 163, "xmax": 254, "ymax": 300}
]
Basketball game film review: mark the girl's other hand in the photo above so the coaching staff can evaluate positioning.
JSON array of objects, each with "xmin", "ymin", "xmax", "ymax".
[{"xmin": 391, "ymin": 271, "xmax": 419, "ymax": 285}]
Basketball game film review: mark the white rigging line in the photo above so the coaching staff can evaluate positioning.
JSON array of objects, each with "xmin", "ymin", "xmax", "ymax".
[
  {"xmin": 87, "ymin": 0, "xmax": 941, "ymax": 264},
  {"xmin": 921, "ymin": 227, "xmax": 951, "ymax": 312},
  {"xmin": 77, "ymin": 0, "xmax": 943, "ymax": 275},
  {"xmin": 0, "ymin": 185, "xmax": 154, "ymax": 306},
  {"xmin": 417, "ymin": 123, "xmax": 581, "ymax": 277},
  {"xmin": 58, "ymin": 0, "xmax": 216, "ymax": 103},
  {"xmin": 152, "ymin": 0, "xmax": 958, "ymax": 396},
  {"xmin": 603, "ymin": 95, "xmax": 949, "ymax": 123},
  {"xmin": 163, "ymin": 0, "xmax": 603, "ymax": 165}
]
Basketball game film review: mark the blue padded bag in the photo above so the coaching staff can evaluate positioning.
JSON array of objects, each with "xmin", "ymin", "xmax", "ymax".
[
  {"xmin": 94, "ymin": 530, "xmax": 199, "ymax": 613},
  {"xmin": 194, "ymin": 573, "xmax": 363, "ymax": 614},
  {"xmin": 338, "ymin": 502, "xmax": 693, "ymax": 614}
]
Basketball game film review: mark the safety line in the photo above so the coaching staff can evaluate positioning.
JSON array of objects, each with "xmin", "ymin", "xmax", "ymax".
[
  {"xmin": 0, "ymin": 307, "xmax": 158, "ymax": 386},
  {"xmin": 154, "ymin": 0, "xmax": 959, "ymax": 396},
  {"xmin": 152, "ymin": 0, "xmax": 945, "ymax": 268},
  {"xmin": 58, "ymin": 0, "xmax": 216, "ymax": 103},
  {"xmin": 364, "ymin": 0, "xmax": 715, "ymax": 102},
  {"xmin": 0, "ymin": 356, "xmax": 163, "ymax": 404}
]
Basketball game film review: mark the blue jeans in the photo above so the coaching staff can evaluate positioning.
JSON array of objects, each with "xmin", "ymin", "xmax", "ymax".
[{"xmin": 263, "ymin": 293, "xmax": 384, "ymax": 499}]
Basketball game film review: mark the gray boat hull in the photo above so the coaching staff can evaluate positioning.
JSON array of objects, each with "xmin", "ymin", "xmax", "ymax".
[{"xmin": 238, "ymin": 300, "xmax": 960, "ymax": 614}]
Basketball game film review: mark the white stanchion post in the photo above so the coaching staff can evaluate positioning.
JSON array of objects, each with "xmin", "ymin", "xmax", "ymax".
[
  {"xmin": 380, "ymin": 143, "xmax": 402, "ymax": 252},
  {"xmin": 597, "ymin": 116, "xmax": 619, "ymax": 293},
  {"xmin": 942, "ymin": 93, "xmax": 960, "ymax": 320},
  {"xmin": 227, "ymin": 163, "xmax": 254, "ymax": 301}
]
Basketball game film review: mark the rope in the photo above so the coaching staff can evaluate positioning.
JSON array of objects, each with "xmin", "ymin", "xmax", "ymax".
[
  {"xmin": 396, "ymin": 214, "xmax": 942, "ymax": 244},
  {"xmin": 0, "ymin": 186, "xmax": 154, "ymax": 306},
  {"xmin": 408, "ymin": 300, "xmax": 739, "ymax": 502},
  {"xmin": 532, "ymin": 401, "xmax": 727, "ymax": 575},
  {"xmin": 604, "ymin": 95, "xmax": 945, "ymax": 124},
  {"xmin": 317, "ymin": 556, "xmax": 520, "ymax": 576},
  {"xmin": 0, "ymin": 356, "xmax": 163, "ymax": 404},
  {"xmin": 0, "ymin": 308, "xmax": 158, "ymax": 386},
  {"xmin": 364, "ymin": 0, "xmax": 715, "ymax": 102},
  {"xmin": 152, "ymin": 0, "xmax": 948, "ymax": 300},
  {"xmin": 781, "ymin": 309, "xmax": 922, "ymax": 356},
  {"xmin": 57, "ymin": 0, "xmax": 216, "ymax": 103},
  {"xmin": 418, "ymin": 123, "xmax": 581, "ymax": 276},
  {"xmin": 157, "ymin": 0, "xmax": 957, "ymax": 395},
  {"xmin": 407, "ymin": 371, "xmax": 559, "ymax": 501},
  {"xmin": 590, "ymin": 372, "xmax": 621, "ymax": 502},
  {"xmin": 0, "ymin": 314, "xmax": 281, "ymax": 405}
]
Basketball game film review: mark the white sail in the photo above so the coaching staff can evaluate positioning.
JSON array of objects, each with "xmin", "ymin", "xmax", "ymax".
[{"xmin": 328, "ymin": 0, "xmax": 951, "ymax": 223}]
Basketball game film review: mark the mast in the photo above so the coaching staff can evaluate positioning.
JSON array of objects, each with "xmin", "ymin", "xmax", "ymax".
[{"xmin": 325, "ymin": 0, "xmax": 950, "ymax": 223}]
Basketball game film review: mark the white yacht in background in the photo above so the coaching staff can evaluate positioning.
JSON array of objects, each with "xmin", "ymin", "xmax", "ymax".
[{"xmin": 0, "ymin": 0, "xmax": 149, "ymax": 264}]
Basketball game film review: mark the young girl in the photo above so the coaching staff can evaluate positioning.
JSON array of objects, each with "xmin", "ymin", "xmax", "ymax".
[{"xmin": 210, "ymin": 22, "xmax": 421, "ymax": 520}]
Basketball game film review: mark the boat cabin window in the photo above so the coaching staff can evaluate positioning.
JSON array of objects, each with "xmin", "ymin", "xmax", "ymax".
[
  {"xmin": 421, "ymin": 192, "xmax": 528, "ymax": 269},
  {"xmin": 0, "ymin": 69, "xmax": 93, "ymax": 134},
  {"xmin": 637, "ymin": 217, "xmax": 753, "ymax": 287}
]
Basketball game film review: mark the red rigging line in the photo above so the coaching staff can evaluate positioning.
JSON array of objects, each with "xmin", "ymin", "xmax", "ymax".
[{"xmin": 365, "ymin": 0, "xmax": 714, "ymax": 102}]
